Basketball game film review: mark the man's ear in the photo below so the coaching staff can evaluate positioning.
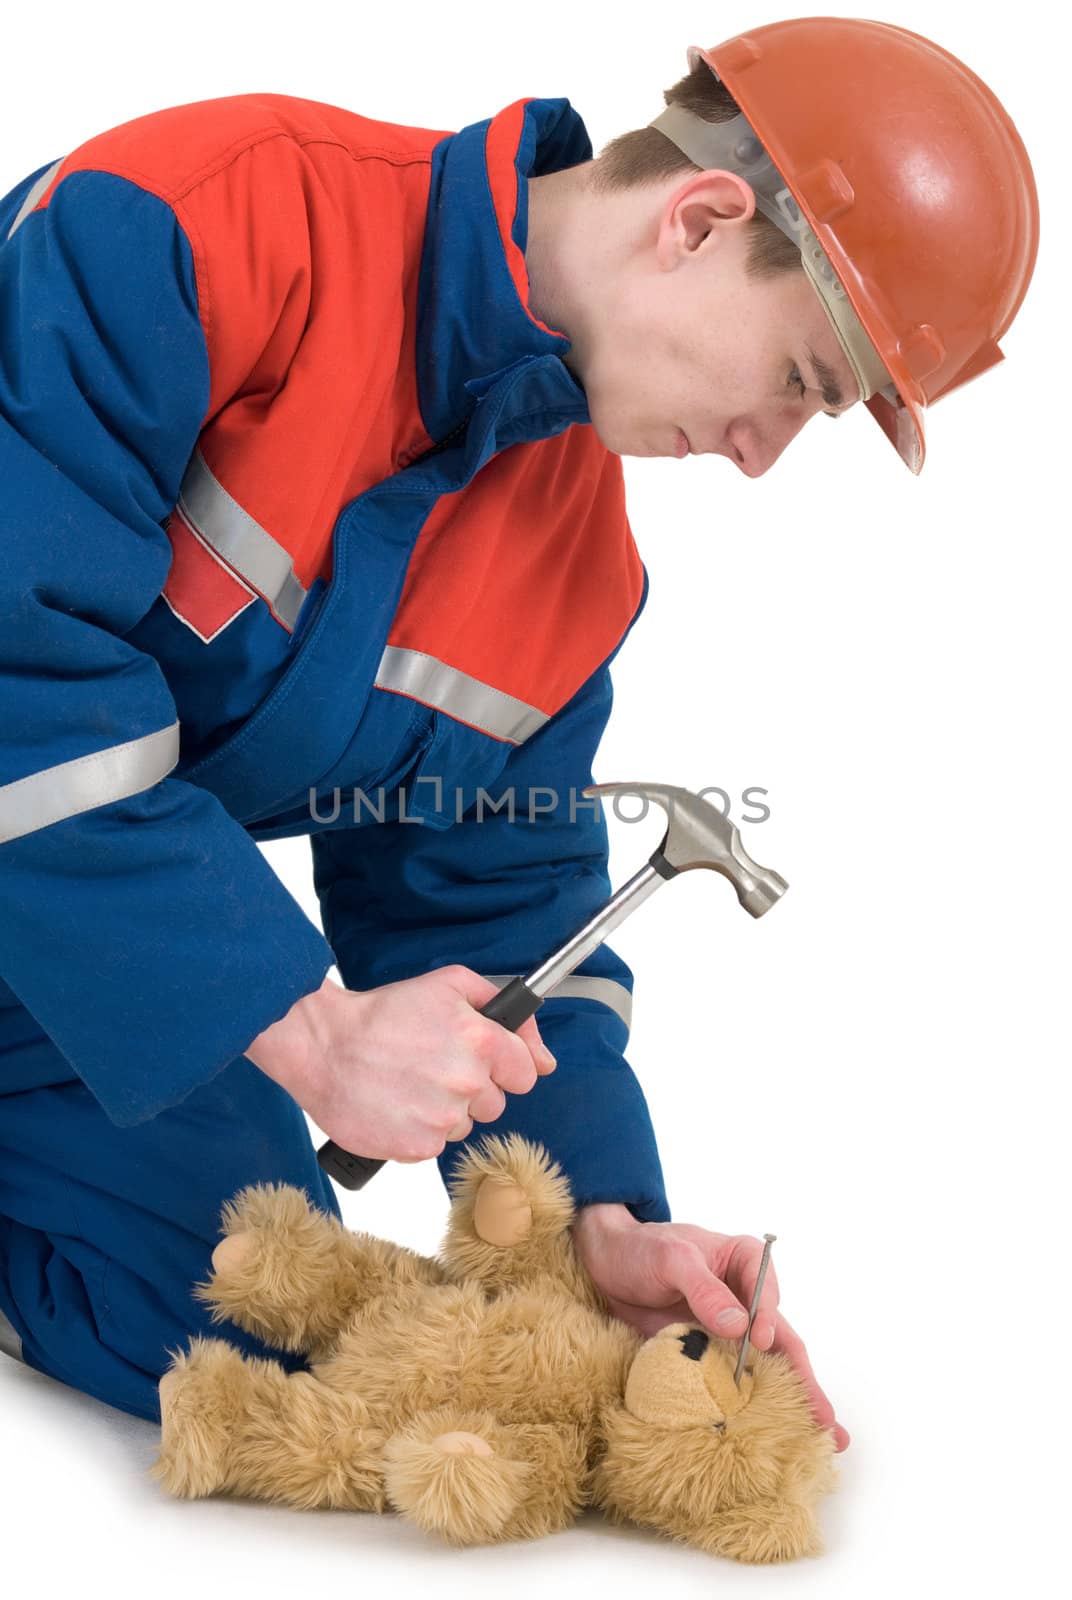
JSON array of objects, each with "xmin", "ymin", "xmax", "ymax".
[{"xmin": 656, "ymin": 170, "xmax": 757, "ymax": 268}]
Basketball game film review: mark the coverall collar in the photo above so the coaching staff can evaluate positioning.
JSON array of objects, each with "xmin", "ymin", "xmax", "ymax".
[{"xmin": 416, "ymin": 96, "xmax": 593, "ymax": 443}]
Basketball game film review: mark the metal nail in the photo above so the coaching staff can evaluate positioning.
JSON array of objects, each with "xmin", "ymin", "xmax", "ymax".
[{"xmin": 733, "ymin": 1233, "xmax": 777, "ymax": 1387}]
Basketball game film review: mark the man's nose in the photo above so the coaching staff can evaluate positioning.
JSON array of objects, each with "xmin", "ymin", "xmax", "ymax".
[{"xmin": 727, "ymin": 408, "xmax": 811, "ymax": 478}]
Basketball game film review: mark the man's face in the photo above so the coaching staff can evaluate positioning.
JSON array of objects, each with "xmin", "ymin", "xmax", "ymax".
[{"xmin": 565, "ymin": 173, "xmax": 860, "ymax": 476}]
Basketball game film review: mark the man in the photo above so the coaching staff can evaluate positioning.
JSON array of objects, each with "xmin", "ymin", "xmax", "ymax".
[{"xmin": 0, "ymin": 17, "xmax": 1037, "ymax": 1456}]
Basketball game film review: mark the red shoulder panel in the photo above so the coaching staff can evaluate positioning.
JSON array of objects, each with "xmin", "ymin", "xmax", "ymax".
[
  {"xmin": 27, "ymin": 94, "xmax": 444, "ymax": 215},
  {"xmin": 25, "ymin": 96, "xmax": 447, "ymax": 613},
  {"xmin": 387, "ymin": 425, "xmax": 644, "ymax": 719}
]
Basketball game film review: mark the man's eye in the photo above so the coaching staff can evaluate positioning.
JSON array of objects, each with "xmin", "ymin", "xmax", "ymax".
[
  {"xmin": 788, "ymin": 363, "xmax": 842, "ymax": 419},
  {"xmin": 787, "ymin": 365, "xmax": 808, "ymax": 400}
]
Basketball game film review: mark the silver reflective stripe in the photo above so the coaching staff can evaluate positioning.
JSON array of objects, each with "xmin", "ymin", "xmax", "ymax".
[
  {"xmin": 481, "ymin": 973, "xmax": 633, "ymax": 1034},
  {"xmin": 0, "ymin": 723, "xmax": 180, "ymax": 845},
  {"xmin": 177, "ymin": 449, "xmax": 308, "ymax": 631},
  {"xmin": 376, "ymin": 646, "xmax": 549, "ymax": 745},
  {"xmin": 6, "ymin": 158, "xmax": 63, "ymax": 240},
  {"xmin": 0, "ymin": 1308, "xmax": 23, "ymax": 1363}
]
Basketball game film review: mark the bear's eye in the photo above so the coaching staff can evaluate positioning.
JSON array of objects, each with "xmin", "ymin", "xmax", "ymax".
[{"xmin": 712, "ymin": 1421, "xmax": 726, "ymax": 1433}]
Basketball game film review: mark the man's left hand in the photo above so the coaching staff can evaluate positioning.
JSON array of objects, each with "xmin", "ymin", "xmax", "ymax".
[{"xmin": 571, "ymin": 1203, "xmax": 850, "ymax": 1453}]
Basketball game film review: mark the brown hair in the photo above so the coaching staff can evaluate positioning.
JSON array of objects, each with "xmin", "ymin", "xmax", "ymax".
[{"xmin": 591, "ymin": 62, "xmax": 802, "ymax": 281}]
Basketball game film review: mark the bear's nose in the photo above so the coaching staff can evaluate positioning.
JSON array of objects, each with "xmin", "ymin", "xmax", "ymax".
[{"xmin": 678, "ymin": 1329, "xmax": 709, "ymax": 1362}]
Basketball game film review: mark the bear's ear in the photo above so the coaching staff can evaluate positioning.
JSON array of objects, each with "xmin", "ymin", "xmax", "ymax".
[
  {"xmin": 689, "ymin": 1498, "xmax": 825, "ymax": 1564},
  {"xmin": 590, "ymin": 1398, "xmax": 689, "ymax": 1531}
]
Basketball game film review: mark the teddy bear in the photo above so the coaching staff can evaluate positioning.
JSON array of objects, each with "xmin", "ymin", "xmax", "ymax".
[{"xmin": 153, "ymin": 1133, "xmax": 837, "ymax": 1562}]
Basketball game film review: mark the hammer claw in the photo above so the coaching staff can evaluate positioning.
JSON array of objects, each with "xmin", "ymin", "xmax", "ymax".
[{"xmin": 582, "ymin": 782, "xmax": 788, "ymax": 916}]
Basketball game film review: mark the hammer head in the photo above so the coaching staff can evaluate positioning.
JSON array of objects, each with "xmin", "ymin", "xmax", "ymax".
[{"xmin": 583, "ymin": 782, "xmax": 788, "ymax": 916}]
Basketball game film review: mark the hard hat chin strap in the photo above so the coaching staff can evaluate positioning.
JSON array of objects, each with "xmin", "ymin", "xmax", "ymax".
[{"xmin": 649, "ymin": 103, "xmax": 896, "ymax": 405}]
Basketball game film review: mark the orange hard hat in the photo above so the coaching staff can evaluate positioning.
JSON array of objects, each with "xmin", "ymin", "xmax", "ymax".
[{"xmin": 649, "ymin": 18, "xmax": 1040, "ymax": 473}]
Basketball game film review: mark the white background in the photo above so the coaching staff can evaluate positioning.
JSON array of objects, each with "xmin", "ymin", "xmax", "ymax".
[{"xmin": 1, "ymin": 2, "xmax": 1066, "ymax": 1595}]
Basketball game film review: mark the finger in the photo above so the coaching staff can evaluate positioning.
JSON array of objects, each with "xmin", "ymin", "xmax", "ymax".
[
  {"xmin": 601, "ymin": 1295, "xmax": 695, "ymax": 1339},
  {"xmin": 443, "ymin": 967, "xmax": 554, "ymax": 1078},
  {"xmin": 484, "ymin": 1028, "xmax": 543, "ymax": 1097},
  {"xmin": 467, "ymin": 1081, "xmax": 507, "ymax": 1123},
  {"xmin": 725, "ymin": 1238, "xmax": 781, "ymax": 1350},
  {"xmin": 769, "ymin": 1311, "xmax": 849, "ymax": 1451},
  {"xmin": 517, "ymin": 1015, "xmax": 557, "ymax": 1075}
]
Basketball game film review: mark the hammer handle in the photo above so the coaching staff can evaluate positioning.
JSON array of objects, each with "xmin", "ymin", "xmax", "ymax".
[{"xmin": 315, "ymin": 978, "xmax": 544, "ymax": 1191}]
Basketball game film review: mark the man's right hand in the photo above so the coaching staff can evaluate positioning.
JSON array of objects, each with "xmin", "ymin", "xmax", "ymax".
[{"xmin": 245, "ymin": 968, "xmax": 556, "ymax": 1162}]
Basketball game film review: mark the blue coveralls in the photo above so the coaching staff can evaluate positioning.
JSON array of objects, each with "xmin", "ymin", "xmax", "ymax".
[{"xmin": 0, "ymin": 95, "xmax": 669, "ymax": 1421}]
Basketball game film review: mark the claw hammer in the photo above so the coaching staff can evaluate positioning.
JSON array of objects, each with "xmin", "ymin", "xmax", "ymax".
[{"xmin": 317, "ymin": 781, "xmax": 788, "ymax": 1189}]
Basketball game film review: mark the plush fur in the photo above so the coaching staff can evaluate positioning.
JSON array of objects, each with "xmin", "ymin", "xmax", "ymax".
[{"xmin": 153, "ymin": 1134, "xmax": 836, "ymax": 1561}]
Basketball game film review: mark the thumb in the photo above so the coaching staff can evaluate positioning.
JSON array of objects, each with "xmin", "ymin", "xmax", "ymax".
[
  {"xmin": 439, "ymin": 964, "xmax": 511, "ymax": 1009},
  {"xmin": 675, "ymin": 1254, "xmax": 749, "ymax": 1338}
]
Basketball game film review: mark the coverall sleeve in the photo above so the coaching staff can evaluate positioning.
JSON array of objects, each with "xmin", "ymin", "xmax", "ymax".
[
  {"xmin": 310, "ymin": 637, "xmax": 671, "ymax": 1223},
  {"xmin": 0, "ymin": 166, "xmax": 335, "ymax": 1127}
]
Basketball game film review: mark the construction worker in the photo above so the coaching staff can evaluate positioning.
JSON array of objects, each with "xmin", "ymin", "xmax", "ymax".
[{"xmin": 0, "ymin": 17, "xmax": 1038, "ymax": 1461}]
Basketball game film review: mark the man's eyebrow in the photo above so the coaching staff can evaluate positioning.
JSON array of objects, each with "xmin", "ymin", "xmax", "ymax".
[{"xmin": 804, "ymin": 344, "xmax": 852, "ymax": 413}]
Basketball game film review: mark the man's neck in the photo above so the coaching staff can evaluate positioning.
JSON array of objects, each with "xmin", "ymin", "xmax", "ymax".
[
  {"xmin": 526, "ymin": 161, "xmax": 679, "ymax": 385},
  {"xmin": 525, "ymin": 163, "xmax": 599, "ymax": 377}
]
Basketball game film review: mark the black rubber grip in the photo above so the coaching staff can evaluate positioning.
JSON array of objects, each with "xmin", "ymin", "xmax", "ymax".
[
  {"xmin": 315, "ymin": 978, "xmax": 545, "ymax": 1190},
  {"xmin": 476, "ymin": 975, "xmax": 544, "ymax": 1030},
  {"xmin": 316, "ymin": 1144, "xmax": 385, "ymax": 1190}
]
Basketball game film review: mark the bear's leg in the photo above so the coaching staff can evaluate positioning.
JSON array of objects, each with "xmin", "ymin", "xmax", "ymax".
[
  {"xmin": 439, "ymin": 1134, "xmax": 603, "ymax": 1310},
  {"xmin": 198, "ymin": 1182, "xmax": 445, "ymax": 1357},
  {"xmin": 153, "ymin": 1336, "xmax": 388, "ymax": 1510},
  {"xmin": 383, "ymin": 1407, "xmax": 588, "ymax": 1546}
]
